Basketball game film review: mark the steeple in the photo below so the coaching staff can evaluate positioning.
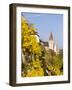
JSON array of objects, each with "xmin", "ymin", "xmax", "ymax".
[{"xmin": 49, "ymin": 32, "xmax": 53, "ymax": 40}]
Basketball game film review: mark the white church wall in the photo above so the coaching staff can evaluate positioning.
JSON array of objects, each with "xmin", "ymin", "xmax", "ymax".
[{"xmin": 49, "ymin": 40, "xmax": 54, "ymax": 50}]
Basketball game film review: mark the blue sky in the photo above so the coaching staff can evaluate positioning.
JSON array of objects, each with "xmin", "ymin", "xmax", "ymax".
[{"xmin": 21, "ymin": 12, "xmax": 63, "ymax": 49}]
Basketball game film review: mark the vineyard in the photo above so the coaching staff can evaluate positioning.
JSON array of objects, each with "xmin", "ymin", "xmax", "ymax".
[{"xmin": 21, "ymin": 16, "xmax": 63, "ymax": 77}]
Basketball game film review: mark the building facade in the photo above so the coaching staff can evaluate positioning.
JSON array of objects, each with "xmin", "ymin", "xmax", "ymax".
[
  {"xmin": 32, "ymin": 31, "xmax": 59, "ymax": 54},
  {"xmin": 48, "ymin": 32, "xmax": 59, "ymax": 54}
]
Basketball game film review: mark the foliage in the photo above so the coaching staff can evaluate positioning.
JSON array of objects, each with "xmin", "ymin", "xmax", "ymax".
[
  {"xmin": 26, "ymin": 59, "xmax": 44, "ymax": 77},
  {"xmin": 21, "ymin": 16, "xmax": 41, "ymax": 55},
  {"xmin": 21, "ymin": 16, "xmax": 63, "ymax": 77}
]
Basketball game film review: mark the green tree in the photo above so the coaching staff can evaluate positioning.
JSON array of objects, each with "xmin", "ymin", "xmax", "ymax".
[{"xmin": 21, "ymin": 16, "xmax": 44, "ymax": 77}]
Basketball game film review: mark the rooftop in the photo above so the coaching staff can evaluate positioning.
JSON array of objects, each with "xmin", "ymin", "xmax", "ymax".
[{"xmin": 49, "ymin": 32, "xmax": 53, "ymax": 40}]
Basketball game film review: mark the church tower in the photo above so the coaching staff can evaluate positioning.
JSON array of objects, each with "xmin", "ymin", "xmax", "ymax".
[
  {"xmin": 49, "ymin": 32, "xmax": 54, "ymax": 50},
  {"xmin": 54, "ymin": 42, "xmax": 59, "ymax": 54}
]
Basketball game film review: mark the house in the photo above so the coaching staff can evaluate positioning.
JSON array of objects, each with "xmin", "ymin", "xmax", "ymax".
[{"xmin": 31, "ymin": 31, "xmax": 59, "ymax": 54}]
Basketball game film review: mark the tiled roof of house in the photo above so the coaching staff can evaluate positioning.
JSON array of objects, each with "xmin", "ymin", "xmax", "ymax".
[
  {"xmin": 40, "ymin": 40, "xmax": 49, "ymax": 46},
  {"xmin": 44, "ymin": 42, "xmax": 49, "ymax": 46}
]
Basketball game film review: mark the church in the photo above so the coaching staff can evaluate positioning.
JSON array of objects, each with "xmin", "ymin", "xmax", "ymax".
[
  {"xmin": 45, "ymin": 32, "xmax": 59, "ymax": 54},
  {"xmin": 33, "ymin": 32, "xmax": 59, "ymax": 54}
]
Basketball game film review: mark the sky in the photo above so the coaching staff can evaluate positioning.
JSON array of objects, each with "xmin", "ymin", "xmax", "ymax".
[{"xmin": 21, "ymin": 12, "xmax": 63, "ymax": 49}]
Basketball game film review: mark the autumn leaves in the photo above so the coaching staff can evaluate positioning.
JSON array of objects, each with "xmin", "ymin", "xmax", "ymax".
[{"xmin": 21, "ymin": 16, "xmax": 63, "ymax": 77}]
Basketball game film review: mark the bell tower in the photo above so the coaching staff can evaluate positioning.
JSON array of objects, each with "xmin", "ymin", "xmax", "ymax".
[{"xmin": 49, "ymin": 32, "xmax": 54, "ymax": 50}]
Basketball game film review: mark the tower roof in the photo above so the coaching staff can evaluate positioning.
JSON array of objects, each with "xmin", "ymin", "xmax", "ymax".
[{"xmin": 49, "ymin": 32, "xmax": 53, "ymax": 40}]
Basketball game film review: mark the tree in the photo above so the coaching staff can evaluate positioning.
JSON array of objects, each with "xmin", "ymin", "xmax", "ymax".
[
  {"xmin": 21, "ymin": 16, "xmax": 41, "ymax": 55},
  {"xmin": 44, "ymin": 49, "xmax": 63, "ymax": 76},
  {"xmin": 21, "ymin": 16, "xmax": 63, "ymax": 77},
  {"xmin": 21, "ymin": 16, "xmax": 44, "ymax": 77}
]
